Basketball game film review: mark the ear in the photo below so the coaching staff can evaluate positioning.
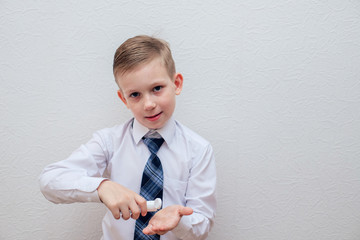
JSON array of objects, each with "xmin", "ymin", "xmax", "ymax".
[
  {"xmin": 117, "ymin": 90, "xmax": 128, "ymax": 107},
  {"xmin": 174, "ymin": 73, "xmax": 183, "ymax": 95}
]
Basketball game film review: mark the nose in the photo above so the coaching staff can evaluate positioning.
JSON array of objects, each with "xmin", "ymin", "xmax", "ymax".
[{"xmin": 144, "ymin": 95, "xmax": 156, "ymax": 110}]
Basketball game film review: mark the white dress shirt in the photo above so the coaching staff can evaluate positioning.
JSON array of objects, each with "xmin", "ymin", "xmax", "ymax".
[{"xmin": 39, "ymin": 117, "xmax": 216, "ymax": 240}]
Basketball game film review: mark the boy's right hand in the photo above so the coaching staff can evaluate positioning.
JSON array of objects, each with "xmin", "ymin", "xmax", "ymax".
[{"xmin": 97, "ymin": 180, "xmax": 147, "ymax": 220}]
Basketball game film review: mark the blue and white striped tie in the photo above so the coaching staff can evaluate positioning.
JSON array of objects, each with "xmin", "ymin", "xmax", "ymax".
[{"xmin": 134, "ymin": 136, "xmax": 164, "ymax": 240}]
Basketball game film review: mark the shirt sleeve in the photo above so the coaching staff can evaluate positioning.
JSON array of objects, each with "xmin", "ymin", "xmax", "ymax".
[
  {"xmin": 172, "ymin": 143, "xmax": 217, "ymax": 240},
  {"xmin": 39, "ymin": 131, "xmax": 109, "ymax": 204}
]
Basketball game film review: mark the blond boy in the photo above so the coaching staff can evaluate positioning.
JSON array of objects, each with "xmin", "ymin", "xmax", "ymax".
[{"xmin": 40, "ymin": 35, "xmax": 216, "ymax": 240}]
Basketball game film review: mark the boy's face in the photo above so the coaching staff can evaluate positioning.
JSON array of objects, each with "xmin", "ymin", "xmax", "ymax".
[{"xmin": 115, "ymin": 58, "xmax": 183, "ymax": 130}]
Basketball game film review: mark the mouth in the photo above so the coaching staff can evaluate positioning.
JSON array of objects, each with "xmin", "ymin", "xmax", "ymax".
[{"xmin": 145, "ymin": 112, "xmax": 163, "ymax": 121}]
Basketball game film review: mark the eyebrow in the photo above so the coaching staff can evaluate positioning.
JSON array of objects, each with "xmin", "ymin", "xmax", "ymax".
[
  {"xmin": 124, "ymin": 89, "xmax": 139, "ymax": 95},
  {"xmin": 150, "ymin": 79, "xmax": 167, "ymax": 86},
  {"xmin": 123, "ymin": 79, "xmax": 167, "ymax": 94}
]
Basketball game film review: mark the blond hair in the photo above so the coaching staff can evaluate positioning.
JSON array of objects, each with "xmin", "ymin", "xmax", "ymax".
[{"xmin": 113, "ymin": 35, "xmax": 176, "ymax": 79}]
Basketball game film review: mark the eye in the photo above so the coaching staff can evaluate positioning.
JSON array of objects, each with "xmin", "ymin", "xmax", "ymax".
[
  {"xmin": 153, "ymin": 86, "xmax": 162, "ymax": 92},
  {"xmin": 129, "ymin": 92, "xmax": 140, "ymax": 98}
]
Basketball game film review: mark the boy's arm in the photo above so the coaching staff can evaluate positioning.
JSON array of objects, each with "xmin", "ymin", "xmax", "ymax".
[
  {"xmin": 39, "ymin": 130, "xmax": 148, "ymax": 220},
  {"xmin": 176, "ymin": 143, "xmax": 216, "ymax": 239},
  {"xmin": 145, "ymin": 143, "xmax": 217, "ymax": 239},
  {"xmin": 39, "ymin": 131, "xmax": 110, "ymax": 203}
]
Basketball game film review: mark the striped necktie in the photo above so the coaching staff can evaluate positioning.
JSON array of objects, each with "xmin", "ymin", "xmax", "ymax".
[{"xmin": 134, "ymin": 136, "xmax": 164, "ymax": 240}]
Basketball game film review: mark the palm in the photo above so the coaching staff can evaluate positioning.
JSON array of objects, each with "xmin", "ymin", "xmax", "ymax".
[{"xmin": 143, "ymin": 205, "xmax": 193, "ymax": 235}]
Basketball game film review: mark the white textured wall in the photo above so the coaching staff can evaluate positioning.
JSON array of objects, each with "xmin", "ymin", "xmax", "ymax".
[{"xmin": 1, "ymin": 1, "xmax": 360, "ymax": 239}]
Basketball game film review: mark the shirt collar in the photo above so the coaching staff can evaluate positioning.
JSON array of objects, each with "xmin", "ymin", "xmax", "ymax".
[{"xmin": 132, "ymin": 117, "xmax": 176, "ymax": 145}]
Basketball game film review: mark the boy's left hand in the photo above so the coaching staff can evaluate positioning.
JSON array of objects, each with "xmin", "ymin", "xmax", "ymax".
[{"xmin": 143, "ymin": 205, "xmax": 193, "ymax": 235}]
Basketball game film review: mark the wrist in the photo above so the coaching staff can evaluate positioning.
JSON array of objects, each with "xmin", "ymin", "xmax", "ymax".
[{"xmin": 97, "ymin": 179, "xmax": 109, "ymax": 203}]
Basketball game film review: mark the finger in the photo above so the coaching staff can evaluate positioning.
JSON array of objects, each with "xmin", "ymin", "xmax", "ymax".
[
  {"xmin": 129, "ymin": 201, "xmax": 141, "ymax": 219},
  {"xmin": 145, "ymin": 223, "xmax": 168, "ymax": 235},
  {"xmin": 107, "ymin": 203, "xmax": 121, "ymax": 219},
  {"xmin": 120, "ymin": 206, "xmax": 131, "ymax": 220},
  {"xmin": 135, "ymin": 195, "xmax": 147, "ymax": 216},
  {"xmin": 143, "ymin": 224, "xmax": 155, "ymax": 235},
  {"xmin": 179, "ymin": 207, "xmax": 193, "ymax": 216},
  {"xmin": 112, "ymin": 210, "xmax": 121, "ymax": 220}
]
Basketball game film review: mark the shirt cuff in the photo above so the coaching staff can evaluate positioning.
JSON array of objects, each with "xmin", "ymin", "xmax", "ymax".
[{"xmin": 75, "ymin": 177, "xmax": 108, "ymax": 203}]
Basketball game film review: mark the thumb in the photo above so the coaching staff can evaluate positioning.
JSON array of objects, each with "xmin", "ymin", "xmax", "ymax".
[{"xmin": 179, "ymin": 206, "xmax": 193, "ymax": 216}]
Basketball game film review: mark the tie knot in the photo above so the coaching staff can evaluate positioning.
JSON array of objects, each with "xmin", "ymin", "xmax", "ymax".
[{"xmin": 143, "ymin": 137, "xmax": 164, "ymax": 154}]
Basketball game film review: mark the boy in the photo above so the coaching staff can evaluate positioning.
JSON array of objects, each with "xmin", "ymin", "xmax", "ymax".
[{"xmin": 39, "ymin": 35, "xmax": 216, "ymax": 240}]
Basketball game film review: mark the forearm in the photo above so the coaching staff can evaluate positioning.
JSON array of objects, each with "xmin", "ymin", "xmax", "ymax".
[
  {"xmin": 39, "ymin": 134, "xmax": 109, "ymax": 204},
  {"xmin": 39, "ymin": 168, "xmax": 106, "ymax": 204}
]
